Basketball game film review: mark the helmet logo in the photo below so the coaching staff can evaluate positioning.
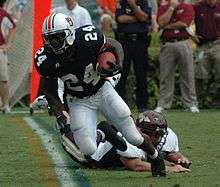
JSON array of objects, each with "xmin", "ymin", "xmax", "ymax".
[
  {"xmin": 139, "ymin": 113, "xmax": 150, "ymax": 123},
  {"xmin": 65, "ymin": 17, "xmax": 74, "ymax": 27}
]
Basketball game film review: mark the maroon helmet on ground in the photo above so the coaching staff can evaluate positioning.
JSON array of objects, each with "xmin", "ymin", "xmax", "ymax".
[{"xmin": 136, "ymin": 110, "xmax": 168, "ymax": 150}]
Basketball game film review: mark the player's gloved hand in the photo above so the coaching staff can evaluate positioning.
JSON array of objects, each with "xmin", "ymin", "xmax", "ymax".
[
  {"xmin": 30, "ymin": 95, "xmax": 48, "ymax": 110},
  {"xmin": 149, "ymin": 151, "xmax": 166, "ymax": 177},
  {"xmin": 97, "ymin": 61, "xmax": 122, "ymax": 77},
  {"xmin": 56, "ymin": 111, "xmax": 71, "ymax": 135}
]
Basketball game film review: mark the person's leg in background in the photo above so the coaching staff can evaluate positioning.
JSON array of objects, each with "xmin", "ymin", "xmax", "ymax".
[
  {"xmin": 155, "ymin": 43, "xmax": 176, "ymax": 112},
  {"xmin": 0, "ymin": 52, "xmax": 10, "ymax": 113},
  {"xmin": 132, "ymin": 40, "xmax": 148, "ymax": 112},
  {"xmin": 116, "ymin": 41, "xmax": 132, "ymax": 104},
  {"xmin": 178, "ymin": 40, "xmax": 199, "ymax": 112},
  {"xmin": 0, "ymin": 81, "xmax": 10, "ymax": 112},
  {"xmin": 194, "ymin": 44, "xmax": 211, "ymax": 106},
  {"xmin": 211, "ymin": 42, "xmax": 220, "ymax": 107}
]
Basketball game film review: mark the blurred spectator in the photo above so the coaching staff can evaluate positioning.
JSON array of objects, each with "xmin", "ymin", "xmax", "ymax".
[
  {"xmin": 115, "ymin": 0, "xmax": 151, "ymax": 112},
  {"xmin": 4, "ymin": 0, "xmax": 27, "ymax": 23},
  {"xmin": 148, "ymin": 0, "xmax": 159, "ymax": 32},
  {"xmin": 194, "ymin": 0, "xmax": 220, "ymax": 107},
  {"xmin": 0, "ymin": 0, "xmax": 16, "ymax": 113},
  {"xmin": 53, "ymin": 0, "xmax": 92, "ymax": 28},
  {"xmin": 154, "ymin": 0, "xmax": 199, "ymax": 113},
  {"xmin": 96, "ymin": 0, "xmax": 116, "ymax": 36}
]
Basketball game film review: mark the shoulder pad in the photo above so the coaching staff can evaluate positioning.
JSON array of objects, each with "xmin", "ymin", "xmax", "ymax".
[
  {"xmin": 34, "ymin": 46, "xmax": 59, "ymax": 77},
  {"xmin": 75, "ymin": 25, "xmax": 105, "ymax": 49}
]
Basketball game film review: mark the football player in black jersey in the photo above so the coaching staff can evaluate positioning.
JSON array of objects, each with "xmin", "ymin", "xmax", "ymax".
[{"xmin": 34, "ymin": 13, "xmax": 166, "ymax": 177}]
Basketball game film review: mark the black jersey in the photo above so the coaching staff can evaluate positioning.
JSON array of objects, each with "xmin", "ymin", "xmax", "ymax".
[{"xmin": 35, "ymin": 25, "xmax": 106, "ymax": 98}]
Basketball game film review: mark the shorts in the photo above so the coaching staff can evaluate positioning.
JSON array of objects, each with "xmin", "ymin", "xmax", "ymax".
[{"xmin": 0, "ymin": 50, "xmax": 8, "ymax": 81}]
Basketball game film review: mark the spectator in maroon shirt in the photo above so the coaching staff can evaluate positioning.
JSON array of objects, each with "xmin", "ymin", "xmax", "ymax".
[
  {"xmin": 154, "ymin": 0, "xmax": 199, "ymax": 113},
  {"xmin": 194, "ymin": 0, "xmax": 220, "ymax": 107},
  {"xmin": 0, "ymin": 0, "xmax": 16, "ymax": 113}
]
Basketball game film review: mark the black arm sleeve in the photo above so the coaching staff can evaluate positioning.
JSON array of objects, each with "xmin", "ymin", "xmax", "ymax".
[{"xmin": 39, "ymin": 77, "xmax": 65, "ymax": 116}]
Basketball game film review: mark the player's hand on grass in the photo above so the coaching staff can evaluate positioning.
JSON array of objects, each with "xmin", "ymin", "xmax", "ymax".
[
  {"xmin": 177, "ymin": 156, "xmax": 192, "ymax": 169},
  {"xmin": 168, "ymin": 164, "xmax": 191, "ymax": 173}
]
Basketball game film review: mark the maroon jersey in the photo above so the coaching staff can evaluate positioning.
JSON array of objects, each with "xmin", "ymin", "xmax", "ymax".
[
  {"xmin": 158, "ymin": 3, "xmax": 195, "ymax": 40},
  {"xmin": 194, "ymin": 1, "xmax": 220, "ymax": 42},
  {"xmin": 0, "ymin": 7, "xmax": 16, "ymax": 45}
]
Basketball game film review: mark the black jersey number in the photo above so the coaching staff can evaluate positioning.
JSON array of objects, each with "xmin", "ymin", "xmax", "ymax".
[
  {"xmin": 61, "ymin": 63, "xmax": 100, "ymax": 92},
  {"xmin": 82, "ymin": 26, "xmax": 98, "ymax": 41}
]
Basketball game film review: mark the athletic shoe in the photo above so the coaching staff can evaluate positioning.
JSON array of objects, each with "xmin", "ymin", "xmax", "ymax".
[{"xmin": 188, "ymin": 106, "xmax": 200, "ymax": 113}]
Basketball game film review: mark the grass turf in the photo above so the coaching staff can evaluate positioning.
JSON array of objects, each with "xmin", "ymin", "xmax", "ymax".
[
  {"xmin": 0, "ymin": 114, "xmax": 45, "ymax": 186},
  {"xmin": 0, "ymin": 110, "xmax": 220, "ymax": 186}
]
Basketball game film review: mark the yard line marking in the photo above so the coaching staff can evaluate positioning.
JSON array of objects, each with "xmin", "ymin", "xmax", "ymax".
[{"xmin": 24, "ymin": 117, "xmax": 76, "ymax": 187}]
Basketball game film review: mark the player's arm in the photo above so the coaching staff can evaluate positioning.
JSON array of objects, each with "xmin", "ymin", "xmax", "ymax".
[
  {"xmin": 120, "ymin": 157, "xmax": 151, "ymax": 172},
  {"xmin": 34, "ymin": 47, "xmax": 67, "ymax": 117},
  {"xmin": 120, "ymin": 157, "xmax": 190, "ymax": 172},
  {"xmin": 39, "ymin": 76, "xmax": 66, "ymax": 116}
]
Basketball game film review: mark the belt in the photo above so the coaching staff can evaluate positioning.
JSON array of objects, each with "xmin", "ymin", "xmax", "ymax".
[
  {"xmin": 161, "ymin": 37, "xmax": 189, "ymax": 45},
  {"xmin": 117, "ymin": 33, "xmax": 148, "ymax": 41}
]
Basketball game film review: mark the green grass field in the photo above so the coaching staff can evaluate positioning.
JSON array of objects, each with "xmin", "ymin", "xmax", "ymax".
[{"xmin": 0, "ymin": 110, "xmax": 220, "ymax": 187}]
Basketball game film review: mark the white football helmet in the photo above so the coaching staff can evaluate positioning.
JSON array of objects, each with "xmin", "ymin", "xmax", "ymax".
[{"xmin": 42, "ymin": 13, "xmax": 75, "ymax": 54}]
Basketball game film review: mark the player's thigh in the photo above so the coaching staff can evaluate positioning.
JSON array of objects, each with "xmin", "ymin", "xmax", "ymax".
[
  {"xmin": 100, "ymin": 82, "xmax": 131, "ymax": 124},
  {"xmin": 100, "ymin": 82, "xmax": 144, "ymax": 146}
]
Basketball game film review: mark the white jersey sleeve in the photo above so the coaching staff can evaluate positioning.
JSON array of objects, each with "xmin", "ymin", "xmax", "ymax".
[
  {"xmin": 117, "ymin": 138, "xmax": 147, "ymax": 160},
  {"xmin": 162, "ymin": 128, "xmax": 179, "ymax": 153},
  {"xmin": 91, "ymin": 141, "xmax": 113, "ymax": 161}
]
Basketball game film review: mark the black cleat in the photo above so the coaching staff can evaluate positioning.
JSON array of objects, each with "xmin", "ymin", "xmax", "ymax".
[{"xmin": 150, "ymin": 153, "xmax": 166, "ymax": 177}]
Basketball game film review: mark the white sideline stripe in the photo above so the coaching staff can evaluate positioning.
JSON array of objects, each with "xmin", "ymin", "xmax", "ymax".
[
  {"xmin": 23, "ymin": 117, "xmax": 76, "ymax": 187},
  {"xmin": 11, "ymin": 110, "xmax": 45, "ymax": 114}
]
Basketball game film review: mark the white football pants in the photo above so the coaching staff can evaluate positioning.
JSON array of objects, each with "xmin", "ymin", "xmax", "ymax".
[{"xmin": 67, "ymin": 81, "xmax": 144, "ymax": 155}]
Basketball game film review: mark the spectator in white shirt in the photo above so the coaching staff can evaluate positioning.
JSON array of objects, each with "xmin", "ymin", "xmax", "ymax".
[{"xmin": 53, "ymin": 0, "xmax": 92, "ymax": 29}]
